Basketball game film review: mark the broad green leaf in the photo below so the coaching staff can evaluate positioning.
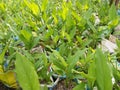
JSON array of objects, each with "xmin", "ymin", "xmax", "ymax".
[
  {"xmin": 95, "ymin": 48, "xmax": 112, "ymax": 90},
  {"xmin": 15, "ymin": 53, "xmax": 40, "ymax": 90}
]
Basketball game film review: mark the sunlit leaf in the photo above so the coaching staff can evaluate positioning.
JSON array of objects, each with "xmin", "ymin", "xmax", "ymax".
[
  {"xmin": 30, "ymin": 2, "xmax": 39, "ymax": 15},
  {"xmin": 95, "ymin": 48, "xmax": 112, "ymax": 90},
  {"xmin": 41, "ymin": 0, "xmax": 48, "ymax": 12},
  {"xmin": 108, "ymin": 18, "xmax": 119, "ymax": 28},
  {"xmin": 0, "ymin": 2, "xmax": 5, "ymax": 11},
  {"xmin": 15, "ymin": 53, "xmax": 40, "ymax": 90},
  {"xmin": 24, "ymin": 0, "xmax": 39, "ymax": 16},
  {"xmin": 62, "ymin": 2, "xmax": 69, "ymax": 20},
  {"xmin": 20, "ymin": 30, "xmax": 32, "ymax": 42}
]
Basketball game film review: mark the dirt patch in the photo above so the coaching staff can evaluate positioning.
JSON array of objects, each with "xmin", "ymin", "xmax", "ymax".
[{"xmin": 53, "ymin": 80, "xmax": 76, "ymax": 90}]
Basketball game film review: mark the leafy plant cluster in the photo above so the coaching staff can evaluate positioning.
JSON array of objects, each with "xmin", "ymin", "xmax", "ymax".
[{"xmin": 0, "ymin": 0, "xmax": 120, "ymax": 90}]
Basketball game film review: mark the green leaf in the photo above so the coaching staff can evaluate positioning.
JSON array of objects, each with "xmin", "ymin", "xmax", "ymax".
[
  {"xmin": 31, "ymin": 37, "xmax": 40, "ymax": 49},
  {"xmin": 67, "ymin": 49, "xmax": 87, "ymax": 75},
  {"xmin": 62, "ymin": 2, "xmax": 69, "ymax": 20},
  {"xmin": 50, "ymin": 53, "xmax": 65, "ymax": 74},
  {"xmin": 52, "ymin": 50, "xmax": 67, "ymax": 68},
  {"xmin": 41, "ymin": 0, "xmax": 48, "ymax": 12},
  {"xmin": 69, "ymin": 27, "xmax": 76, "ymax": 39},
  {"xmin": 108, "ymin": 18, "xmax": 119, "ymax": 28},
  {"xmin": 116, "ymin": 39, "xmax": 120, "ymax": 49},
  {"xmin": 80, "ymin": 72, "xmax": 95, "ymax": 86},
  {"xmin": 19, "ymin": 30, "xmax": 36, "ymax": 49},
  {"xmin": 109, "ymin": 4, "xmax": 117, "ymax": 20},
  {"xmin": 73, "ymin": 83, "xmax": 85, "ymax": 90},
  {"xmin": 30, "ymin": 2, "xmax": 39, "ymax": 16},
  {"xmin": 0, "ymin": 43, "xmax": 9, "ymax": 64},
  {"xmin": 95, "ymin": 48, "xmax": 112, "ymax": 90},
  {"xmin": 72, "ymin": 11, "xmax": 81, "ymax": 22},
  {"xmin": 84, "ymin": 9, "xmax": 92, "ymax": 20},
  {"xmin": 0, "ymin": 3, "xmax": 5, "ymax": 12},
  {"xmin": 24, "ymin": 0, "xmax": 39, "ymax": 16},
  {"xmin": 87, "ymin": 20, "xmax": 96, "ymax": 33},
  {"xmin": 15, "ymin": 53, "xmax": 40, "ymax": 90},
  {"xmin": 53, "ymin": 35, "xmax": 59, "ymax": 44},
  {"xmin": 88, "ymin": 61, "xmax": 96, "ymax": 87},
  {"xmin": 20, "ymin": 30, "xmax": 32, "ymax": 42}
]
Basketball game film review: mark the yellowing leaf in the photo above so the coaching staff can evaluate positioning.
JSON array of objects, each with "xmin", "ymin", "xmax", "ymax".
[
  {"xmin": 24, "ymin": 0, "xmax": 39, "ymax": 16},
  {"xmin": 30, "ymin": 2, "xmax": 39, "ymax": 15},
  {"xmin": 0, "ymin": 71, "xmax": 17, "ymax": 88},
  {"xmin": 41, "ymin": 0, "xmax": 48, "ymax": 12},
  {"xmin": 83, "ymin": 4, "xmax": 88, "ymax": 10},
  {"xmin": 52, "ymin": 14, "xmax": 58, "ymax": 24},
  {"xmin": 0, "ymin": 65, "xmax": 3, "ymax": 73},
  {"xmin": 72, "ymin": 11, "xmax": 81, "ymax": 22},
  {"xmin": 108, "ymin": 19, "xmax": 119, "ymax": 29},
  {"xmin": 0, "ymin": 3, "xmax": 5, "ymax": 11},
  {"xmin": 62, "ymin": 2, "xmax": 69, "ymax": 20}
]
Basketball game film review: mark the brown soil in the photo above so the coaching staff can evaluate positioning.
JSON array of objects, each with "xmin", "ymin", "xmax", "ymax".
[{"xmin": 53, "ymin": 80, "xmax": 76, "ymax": 90}]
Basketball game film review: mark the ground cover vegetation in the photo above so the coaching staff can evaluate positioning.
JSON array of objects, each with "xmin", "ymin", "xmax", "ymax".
[{"xmin": 0, "ymin": 0, "xmax": 120, "ymax": 90}]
